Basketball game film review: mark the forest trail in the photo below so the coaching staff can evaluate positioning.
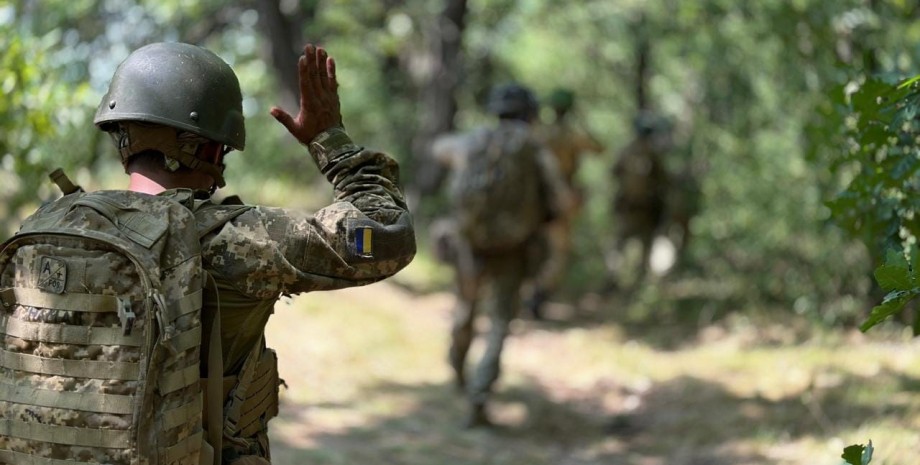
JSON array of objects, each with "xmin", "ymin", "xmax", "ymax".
[{"xmin": 263, "ymin": 268, "xmax": 920, "ymax": 465}]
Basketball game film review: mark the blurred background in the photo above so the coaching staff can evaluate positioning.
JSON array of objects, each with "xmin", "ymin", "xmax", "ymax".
[{"xmin": 3, "ymin": 1, "xmax": 920, "ymax": 464}]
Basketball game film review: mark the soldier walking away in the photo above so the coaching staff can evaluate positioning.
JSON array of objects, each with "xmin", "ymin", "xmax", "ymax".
[
  {"xmin": 608, "ymin": 110, "xmax": 671, "ymax": 293},
  {"xmin": 528, "ymin": 88, "xmax": 605, "ymax": 319},
  {"xmin": 430, "ymin": 83, "xmax": 570, "ymax": 428},
  {"xmin": 0, "ymin": 42, "xmax": 415, "ymax": 465}
]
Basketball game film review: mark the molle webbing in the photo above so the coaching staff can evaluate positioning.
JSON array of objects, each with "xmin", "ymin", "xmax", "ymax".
[
  {"xmin": 0, "ymin": 190, "xmax": 208, "ymax": 465},
  {"xmin": 201, "ymin": 348, "xmax": 280, "ymax": 440},
  {"xmin": 0, "ymin": 419, "xmax": 132, "ymax": 448}
]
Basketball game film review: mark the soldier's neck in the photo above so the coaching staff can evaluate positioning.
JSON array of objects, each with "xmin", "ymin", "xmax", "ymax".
[{"xmin": 127, "ymin": 172, "xmax": 168, "ymax": 195}]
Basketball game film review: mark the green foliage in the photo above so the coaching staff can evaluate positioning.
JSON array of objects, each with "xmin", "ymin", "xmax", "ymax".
[
  {"xmin": 841, "ymin": 440, "xmax": 873, "ymax": 465},
  {"xmin": 3, "ymin": 0, "xmax": 920, "ymax": 326},
  {"xmin": 861, "ymin": 248, "xmax": 920, "ymax": 332}
]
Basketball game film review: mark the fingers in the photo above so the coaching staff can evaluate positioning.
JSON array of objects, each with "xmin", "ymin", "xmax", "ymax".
[
  {"xmin": 269, "ymin": 106, "xmax": 297, "ymax": 134},
  {"xmin": 327, "ymin": 57, "xmax": 338, "ymax": 91}
]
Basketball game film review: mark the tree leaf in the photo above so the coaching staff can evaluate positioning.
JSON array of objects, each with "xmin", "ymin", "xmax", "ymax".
[
  {"xmin": 841, "ymin": 444, "xmax": 865, "ymax": 465},
  {"xmin": 873, "ymin": 249, "xmax": 912, "ymax": 291},
  {"xmin": 861, "ymin": 289, "xmax": 918, "ymax": 332}
]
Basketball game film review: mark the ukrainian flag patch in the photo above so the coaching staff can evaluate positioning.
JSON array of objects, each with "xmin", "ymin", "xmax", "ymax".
[{"xmin": 355, "ymin": 226, "xmax": 373, "ymax": 257}]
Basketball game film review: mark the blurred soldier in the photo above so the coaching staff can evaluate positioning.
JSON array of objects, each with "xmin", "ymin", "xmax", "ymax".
[
  {"xmin": 610, "ymin": 110, "xmax": 671, "ymax": 290},
  {"xmin": 528, "ymin": 88, "xmax": 605, "ymax": 318},
  {"xmin": 431, "ymin": 83, "xmax": 570, "ymax": 428}
]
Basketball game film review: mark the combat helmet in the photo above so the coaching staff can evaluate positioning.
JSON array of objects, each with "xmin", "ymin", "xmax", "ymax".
[
  {"xmin": 546, "ymin": 88, "xmax": 575, "ymax": 114},
  {"xmin": 94, "ymin": 42, "xmax": 245, "ymax": 187},
  {"xmin": 486, "ymin": 83, "xmax": 539, "ymax": 121},
  {"xmin": 633, "ymin": 109, "xmax": 665, "ymax": 137}
]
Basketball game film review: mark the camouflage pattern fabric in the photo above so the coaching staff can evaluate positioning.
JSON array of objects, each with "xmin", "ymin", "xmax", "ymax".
[
  {"xmin": 433, "ymin": 121, "xmax": 569, "ymax": 253},
  {"xmin": 531, "ymin": 121, "xmax": 604, "ymax": 294},
  {"xmin": 0, "ymin": 189, "xmax": 206, "ymax": 465},
  {"xmin": 192, "ymin": 137, "xmax": 416, "ymax": 458},
  {"xmin": 612, "ymin": 137, "xmax": 669, "ymax": 240},
  {"xmin": 534, "ymin": 120, "xmax": 604, "ymax": 187},
  {"xmin": 447, "ymin": 240, "xmax": 528, "ymax": 405},
  {"xmin": 433, "ymin": 122, "xmax": 566, "ymax": 417}
]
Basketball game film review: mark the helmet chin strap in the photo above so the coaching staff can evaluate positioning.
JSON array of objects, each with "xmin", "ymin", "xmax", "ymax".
[{"xmin": 115, "ymin": 122, "xmax": 227, "ymax": 189}]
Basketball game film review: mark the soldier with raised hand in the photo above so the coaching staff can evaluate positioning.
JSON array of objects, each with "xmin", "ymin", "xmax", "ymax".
[
  {"xmin": 94, "ymin": 42, "xmax": 416, "ymax": 464},
  {"xmin": 528, "ymin": 88, "xmax": 605, "ymax": 318},
  {"xmin": 431, "ymin": 83, "xmax": 570, "ymax": 428}
]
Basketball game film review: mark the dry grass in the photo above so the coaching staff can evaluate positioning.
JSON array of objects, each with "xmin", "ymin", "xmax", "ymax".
[{"xmin": 264, "ymin": 259, "xmax": 920, "ymax": 465}]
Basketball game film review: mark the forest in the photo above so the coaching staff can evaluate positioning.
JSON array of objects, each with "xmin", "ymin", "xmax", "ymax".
[{"xmin": 3, "ymin": 1, "xmax": 920, "ymax": 464}]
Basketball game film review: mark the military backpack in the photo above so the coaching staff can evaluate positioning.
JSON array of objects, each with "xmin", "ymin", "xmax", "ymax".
[
  {"xmin": 0, "ymin": 180, "xmax": 246, "ymax": 465},
  {"xmin": 448, "ymin": 122, "xmax": 548, "ymax": 252}
]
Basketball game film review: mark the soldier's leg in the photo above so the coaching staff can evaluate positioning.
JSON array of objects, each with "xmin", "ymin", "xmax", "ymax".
[
  {"xmin": 466, "ymin": 252, "xmax": 526, "ymax": 426},
  {"xmin": 528, "ymin": 220, "xmax": 568, "ymax": 319},
  {"xmin": 449, "ymin": 246, "xmax": 481, "ymax": 391}
]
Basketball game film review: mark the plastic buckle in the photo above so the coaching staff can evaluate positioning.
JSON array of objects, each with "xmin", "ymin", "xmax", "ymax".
[{"xmin": 117, "ymin": 299, "xmax": 136, "ymax": 336}]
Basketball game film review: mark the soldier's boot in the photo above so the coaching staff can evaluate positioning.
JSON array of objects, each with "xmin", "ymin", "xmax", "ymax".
[
  {"xmin": 525, "ymin": 289, "xmax": 547, "ymax": 321},
  {"xmin": 464, "ymin": 401, "xmax": 493, "ymax": 429},
  {"xmin": 449, "ymin": 359, "xmax": 465, "ymax": 393}
]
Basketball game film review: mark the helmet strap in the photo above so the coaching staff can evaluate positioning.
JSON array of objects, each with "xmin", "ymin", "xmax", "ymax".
[{"xmin": 115, "ymin": 122, "xmax": 228, "ymax": 189}]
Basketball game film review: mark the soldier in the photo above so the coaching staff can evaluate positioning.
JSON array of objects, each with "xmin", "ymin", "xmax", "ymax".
[
  {"xmin": 94, "ymin": 42, "xmax": 416, "ymax": 464},
  {"xmin": 528, "ymin": 88, "xmax": 605, "ymax": 318},
  {"xmin": 431, "ymin": 83, "xmax": 570, "ymax": 428},
  {"xmin": 609, "ymin": 110, "xmax": 671, "ymax": 290}
]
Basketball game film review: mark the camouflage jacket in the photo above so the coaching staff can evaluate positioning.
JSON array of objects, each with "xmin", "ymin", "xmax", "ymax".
[
  {"xmin": 534, "ymin": 120, "xmax": 604, "ymax": 186},
  {"xmin": 431, "ymin": 121, "xmax": 573, "ymax": 251},
  {"xmin": 191, "ymin": 128, "xmax": 416, "ymax": 373}
]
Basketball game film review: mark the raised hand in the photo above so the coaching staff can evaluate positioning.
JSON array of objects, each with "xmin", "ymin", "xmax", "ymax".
[{"xmin": 270, "ymin": 43, "xmax": 343, "ymax": 145}]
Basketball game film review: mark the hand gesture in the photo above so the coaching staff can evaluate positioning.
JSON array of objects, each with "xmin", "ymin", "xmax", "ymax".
[{"xmin": 270, "ymin": 43, "xmax": 343, "ymax": 145}]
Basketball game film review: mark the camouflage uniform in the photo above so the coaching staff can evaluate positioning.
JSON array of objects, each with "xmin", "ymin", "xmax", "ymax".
[
  {"xmin": 195, "ymin": 131, "xmax": 415, "ymax": 461},
  {"xmin": 530, "ymin": 120, "xmax": 604, "ymax": 307},
  {"xmin": 611, "ymin": 119, "xmax": 670, "ymax": 287},
  {"xmin": 432, "ymin": 113, "xmax": 567, "ymax": 426}
]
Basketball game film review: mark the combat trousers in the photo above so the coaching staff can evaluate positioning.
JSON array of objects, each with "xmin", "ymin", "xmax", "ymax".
[
  {"xmin": 449, "ymin": 242, "xmax": 528, "ymax": 405},
  {"xmin": 533, "ymin": 216, "xmax": 572, "ymax": 294}
]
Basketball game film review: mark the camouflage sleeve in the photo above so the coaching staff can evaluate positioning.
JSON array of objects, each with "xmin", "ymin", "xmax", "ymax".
[
  {"xmin": 203, "ymin": 129, "xmax": 416, "ymax": 299},
  {"xmin": 576, "ymin": 129, "xmax": 605, "ymax": 154},
  {"xmin": 535, "ymin": 145, "xmax": 575, "ymax": 221}
]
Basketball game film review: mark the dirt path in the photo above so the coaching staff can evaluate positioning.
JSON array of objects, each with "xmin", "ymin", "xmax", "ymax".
[{"xmin": 262, "ymin": 278, "xmax": 920, "ymax": 465}]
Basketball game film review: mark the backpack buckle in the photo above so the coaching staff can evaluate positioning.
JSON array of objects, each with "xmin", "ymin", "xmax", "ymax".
[{"xmin": 118, "ymin": 298, "xmax": 136, "ymax": 336}]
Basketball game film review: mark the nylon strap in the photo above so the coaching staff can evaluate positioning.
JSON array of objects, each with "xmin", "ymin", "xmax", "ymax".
[
  {"xmin": 161, "ymin": 430, "xmax": 204, "ymax": 464},
  {"xmin": 1, "ymin": 316, "xmax": 144, "ymax": 346},
  {"xmin": 162, "ymin": 394, "xmax": 203, "ymax": 431},
  {"xmin": 238, "ymin": 382, "xmax": 279, "ymax": 438},
  {"xmin": 0, "ymin": 381, "xmax": 134, "ymax": 415},
  {"xmin": 0, "ymin": 287, "xmax": 122, "ymax": 313},
  {"xmin": 0, "ymin": 449, "xmax": 88, "ymax": 465},
  {"xmin": 0, "ymin": 350, "xmax": 139, "ymax": 380},
  {"xmin": 158, "ymin": 363, "xmax": 200, "ymax": 395},
  {"xmin": 161, "ymin": 290, "xmax": 203, "ymax": 323},
  {"xmin": 205, "ymin": 272, "xmax": 224, "ymax": 465},
  {"xmin": 0, "ymin": 418, "xmax": 131, "ymax": 448},
  {"xmin": 169, "ymin": 324, "xmax": 202, "ymax": 355}
]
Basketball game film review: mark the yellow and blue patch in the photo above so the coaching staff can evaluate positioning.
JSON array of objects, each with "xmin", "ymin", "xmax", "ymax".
[{"xmin": 355, "ymin": 227, "xmax": 373, "ymax": 257}]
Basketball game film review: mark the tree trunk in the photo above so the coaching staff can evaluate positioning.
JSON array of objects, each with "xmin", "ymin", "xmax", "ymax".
[
  {"xmin": 409, "ymin": 0, "xmax": 469, "ymax": 202},
  {"xmin": 255, "ymin": 0, "xmax": 314, "ymax": 110}
]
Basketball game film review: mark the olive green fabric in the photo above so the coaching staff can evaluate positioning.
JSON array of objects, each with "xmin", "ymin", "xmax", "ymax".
[{"xmin": 435, "ymin": 121, "xmax": 557, "ymax": 253}]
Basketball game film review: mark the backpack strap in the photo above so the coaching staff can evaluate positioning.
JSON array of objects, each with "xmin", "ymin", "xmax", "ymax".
[
  {"xmin": 48, "ymin": 168, "xmax": 83, "ymax": 195},
  {"xmin": 204, "ymin": 272, "xmax": 224, "ymax": 465}
]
